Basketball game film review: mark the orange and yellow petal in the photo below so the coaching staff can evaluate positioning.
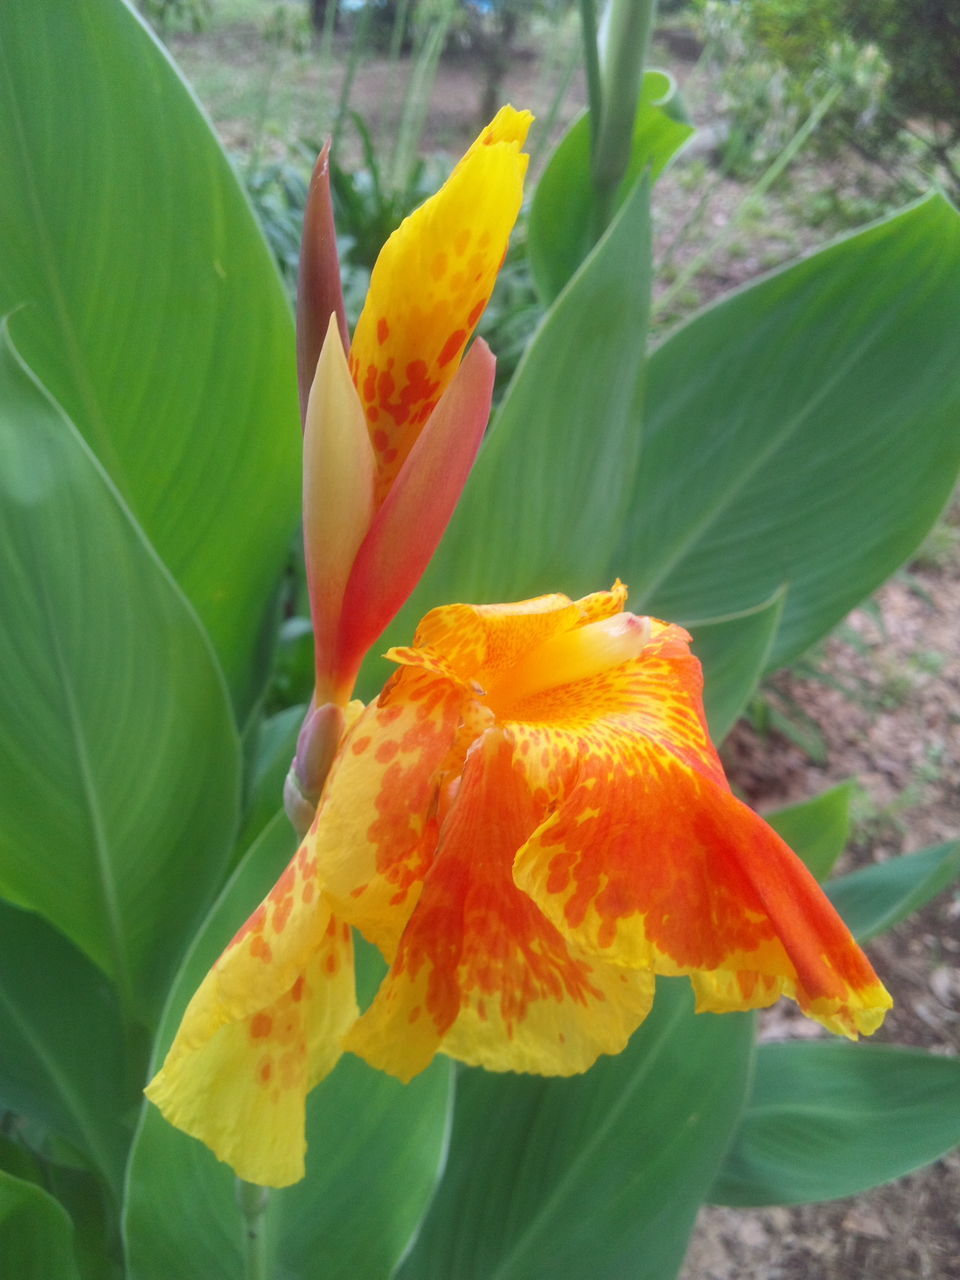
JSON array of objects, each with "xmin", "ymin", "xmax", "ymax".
[
  {"xmin": 514, "ymin": 744, "xmax": 891, "ymax": 1038},
  {"xmin": 344, "ymin": 729, "xmax": 655, "ymax": 1083},
  {"xmin": 390, "ymin": 586, "xmax": 628, "ymax": 694},
  {"xmin": 303, "ymin": 670, "xmax": 464, "ymax": 956},
  {"xmin": 144, "ymin": 848, "xmax": 357, "ymax": 1187},
  {"xmin": 349, "ymin": 105, "xmax": 532, "ymax": 496}
]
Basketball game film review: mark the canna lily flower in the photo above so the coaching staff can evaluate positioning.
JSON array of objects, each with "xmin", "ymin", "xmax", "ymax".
[
  {"xmin": 299, "ymin": 105, "xmax": 532, "ymax": 712},
  {"xmin": 286, "ymin": 105, "xmax": 532, "ymax": 828},
  {"xmin": 146, "ymin": 585, "xmax": 891, "ymax": 1187}
]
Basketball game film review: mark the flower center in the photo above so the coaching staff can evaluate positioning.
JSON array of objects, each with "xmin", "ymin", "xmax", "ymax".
[{"xmin": 484, "ymin": 612, "xmax": 651, "ymax": 713}]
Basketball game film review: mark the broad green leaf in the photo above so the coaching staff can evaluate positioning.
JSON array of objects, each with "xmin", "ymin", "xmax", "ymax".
[
  {"xmin": 529, "ymin": 71, "xmax": 693, "ymax": 303},
  {"xmin": 374, "ymin": 172, "xmax": 652, "ymax": 694},
  {"xmin": 125, "ymin": 813, "xmax": 451, "ymax": 1280},
  {"xmin": 0, "ymin": 1136, "xmax": 44, "ymax": 1186},
  {"xmin": 0, "ymin": 1169, "xmax": 81, "ymax": 1280},
  {"xmin": 397, "ymin": 982, "xmax": 753, "ymax": 1280},
  {"xmin": 764, "ymin": 782, "xmax": 855, "ymax": 881},
  {"xmin": 623, "ymin": 194, "xmax": 960, "ymax": 668},
  {"xmin": 688, "ymin": 589, "xmax": 784, "ymax": 740},
  {"xmin": 235, "ymin": 703, "xmax": 305, "ymax": 857},
  {"xmin": 0, "ymin": 0, "xmax": 300, "ymax": 714},
  {"xmin": 711, "ymin": 1042, "xmax": 960, "ymax": 1206},
  {"xmin": 0, "ymin": 333, "xmax": 240, "ymax": 1020},
  {"xmin": 0, "ymin": 902, "xmax": 131, "ymax": 1197},
  {"xmin": 827, "ymin": 841, "xmax": 960, "ymax": 942}
]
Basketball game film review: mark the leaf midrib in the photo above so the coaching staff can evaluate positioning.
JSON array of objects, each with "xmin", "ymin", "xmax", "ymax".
[
  {"xmin": 488, "ymin": 995, "xmax": 691, "ymax": 1279},
  {"xmin": 34, "ymin": 557, "xmax": 135, "ymax": 1018}
]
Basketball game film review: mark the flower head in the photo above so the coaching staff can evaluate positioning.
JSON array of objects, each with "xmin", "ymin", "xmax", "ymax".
[
  {"xmin": 146, "ymin": 586, "xmax": 890, "ymax": 1186},
  {"xmin": 300, "ymin": 106, "xmax": 533, "ymax": 711}
]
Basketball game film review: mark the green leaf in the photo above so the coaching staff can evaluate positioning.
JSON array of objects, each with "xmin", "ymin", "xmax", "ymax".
[
  {"xmin": 0, "ymin": 0, "xmax": 300, "ymax": 714},
  {"xmin": 0, "ymin": 1169, "xmax": 80, "ymax": 1280},
  {"xmin": 0, "ymin": 1136, "xmax": 43, "ymax": 1185},
  {"xmin": 623, "ymin": 194, "xmax": 960, "ymax": 667},
  {"xmin": 827, "ymin": 841, "xmax": 960, "ymax": 942},
  {"xmin": 397, "ymin": 982, "xmax": 753, "ymax": 1280},
  {"xmin": 765, "ymin": 782, "xmax": 855, "ymax": 882},
  {"xmin": 0, "ymin": 902, "xmax": 132, "ymax": 1197},
  {"xmin": 124, "ymin": 813, "xmax": 452, "ymax": 1280},
  {"xmin": 0, "ymin": 332, "xmax": 240, "ymax": 1020},
  {"xmin": 529, "ymin": 71, "xmax": 693, "ymax": 304},
  {"xmin": 236, "ymin": 704, "xmax": 305, "ymax": 857},
  {"xmin": 688, "ymin": 590, "xmax": 785, "ymax": 740},
  {"xmin": 711, "ymin": 1042, "xmax": 960, "ymax": 1206},
  {"xmin": 373, "ymin": 171, "xmax": 653, "ymax": 693}
]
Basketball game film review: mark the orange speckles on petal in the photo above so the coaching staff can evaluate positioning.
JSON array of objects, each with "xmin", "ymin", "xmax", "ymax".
[
  {"xmin": 272, "ymin": 897, "xmax": 294, "ymax": 935},
  {"xmin": 250, "ymin": 935, "xmax": 273, "ymax": 964},
  {"xmin": 437, "ymin": 329, "xmax": 467, "ymax": 368},
  {"xmin": 467, "ymin": 297, "xmax": 488, "ymax": 326},
  {"xmin": 301, "ymin": 881, "xmax": 316, "ymax": 905},
  {"xmin": 351, "ymin": 734, "xmax": 372, "ymax": 756},
  {"xmin": 250, "ymin": 1012, "xmax": 273, "ymax": 1040},
  {"xmin": 348, "ymin": 110, "xmax": 530, "ymax": 494},
  {"xmin": 346, "ymin": 727, "xmax": 655, "ymax": 1081},
  {"xmin": 291, "ymin": 976, "xmax": 305, "ymax": 1003},
  {"xmin": 376, "ymin": 739, "xmax": 399, "ymax": 764},
  {"xmin": 226, "ymin": 904, "xmax": 267, "ymax": 953}
]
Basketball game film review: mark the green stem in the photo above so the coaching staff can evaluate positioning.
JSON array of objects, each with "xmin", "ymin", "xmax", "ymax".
[
  {"xmin": 237, "ymin": 1179, "xmax": 270, "ymax": 1280},
  {"xmin": 655, "ymin": 80, "xmax": 842, "ymax": 319},
  {"xmin": 578, "ymin": 0, "xmax": 603, "ymax": 150},
  {"xmin": 593, "ymin": 0, "xmax": 657, "ymax": 191}
]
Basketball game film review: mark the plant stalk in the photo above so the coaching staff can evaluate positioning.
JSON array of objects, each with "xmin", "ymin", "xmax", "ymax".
[
  {"xmin": 237, "ymin": 1179, "xmax": 270, "ymax": 1280},
  {"xmin": 593, "ymin": 0, "xmax": 657, "ymax": 192},
  {"xmin": 578, "ymin": 0, "xmax": 603, "ymax": 150}
]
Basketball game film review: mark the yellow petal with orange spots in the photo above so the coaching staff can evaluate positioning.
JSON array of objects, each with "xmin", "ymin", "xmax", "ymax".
[
  {"xmin": 345, "ymin": 729, "xmax": 656, "ymax": 1082},
  {"xmin": 349, "ymin": 105, "xmax": 532, "ymax": 497},
  {"xmin": 144, "ymin": 844, "xmax": 357, "ymax": 1187},
  {"xmin": 513, "ymin": 736, "xmax": 891, "ymax": 1038},
  {"xmin": 302, "ymin": 669, "xmax": 464, "ymax": 957}
]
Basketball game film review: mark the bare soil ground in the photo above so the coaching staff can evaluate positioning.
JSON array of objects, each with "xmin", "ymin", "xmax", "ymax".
[{"xmin": 170, "ymin": 15, "xmax": 959, "ymax": 1275}]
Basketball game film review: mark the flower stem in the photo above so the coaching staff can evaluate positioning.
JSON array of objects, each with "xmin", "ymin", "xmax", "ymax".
[
  {"xmin": 578, "ymin": 0, "xmax": 603, "ymax": 150},
  {"xmin": 593, "ymin": 0, "xmax": 657, "ymax": 192},
  {"xmin": 237, "ymin": 1179, "xmax": 270, "ymax": 1280}
]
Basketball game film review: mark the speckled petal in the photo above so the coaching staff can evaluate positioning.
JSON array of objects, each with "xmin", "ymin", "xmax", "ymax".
[
  {"xmin": 344, "ymin": 729, "xmax": 656, "ymax": 1083},
  {"xmin": 391, "ymin": 586, "xmax": 627, "ymax": 693},
  {"xmin": 514, "ymin": 741, "xmax": 891, "ymax": 1038},
  {"xmin": 144, "ymin": 847, "xmax": 356, "ymax": 1187},
  {"xmin": 303, "ymin": 669, "xmax": 465, "ymax": 957},
  {"xmin": 349, "ymin": 105, "xmax": 532, "ymax": 497}
]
